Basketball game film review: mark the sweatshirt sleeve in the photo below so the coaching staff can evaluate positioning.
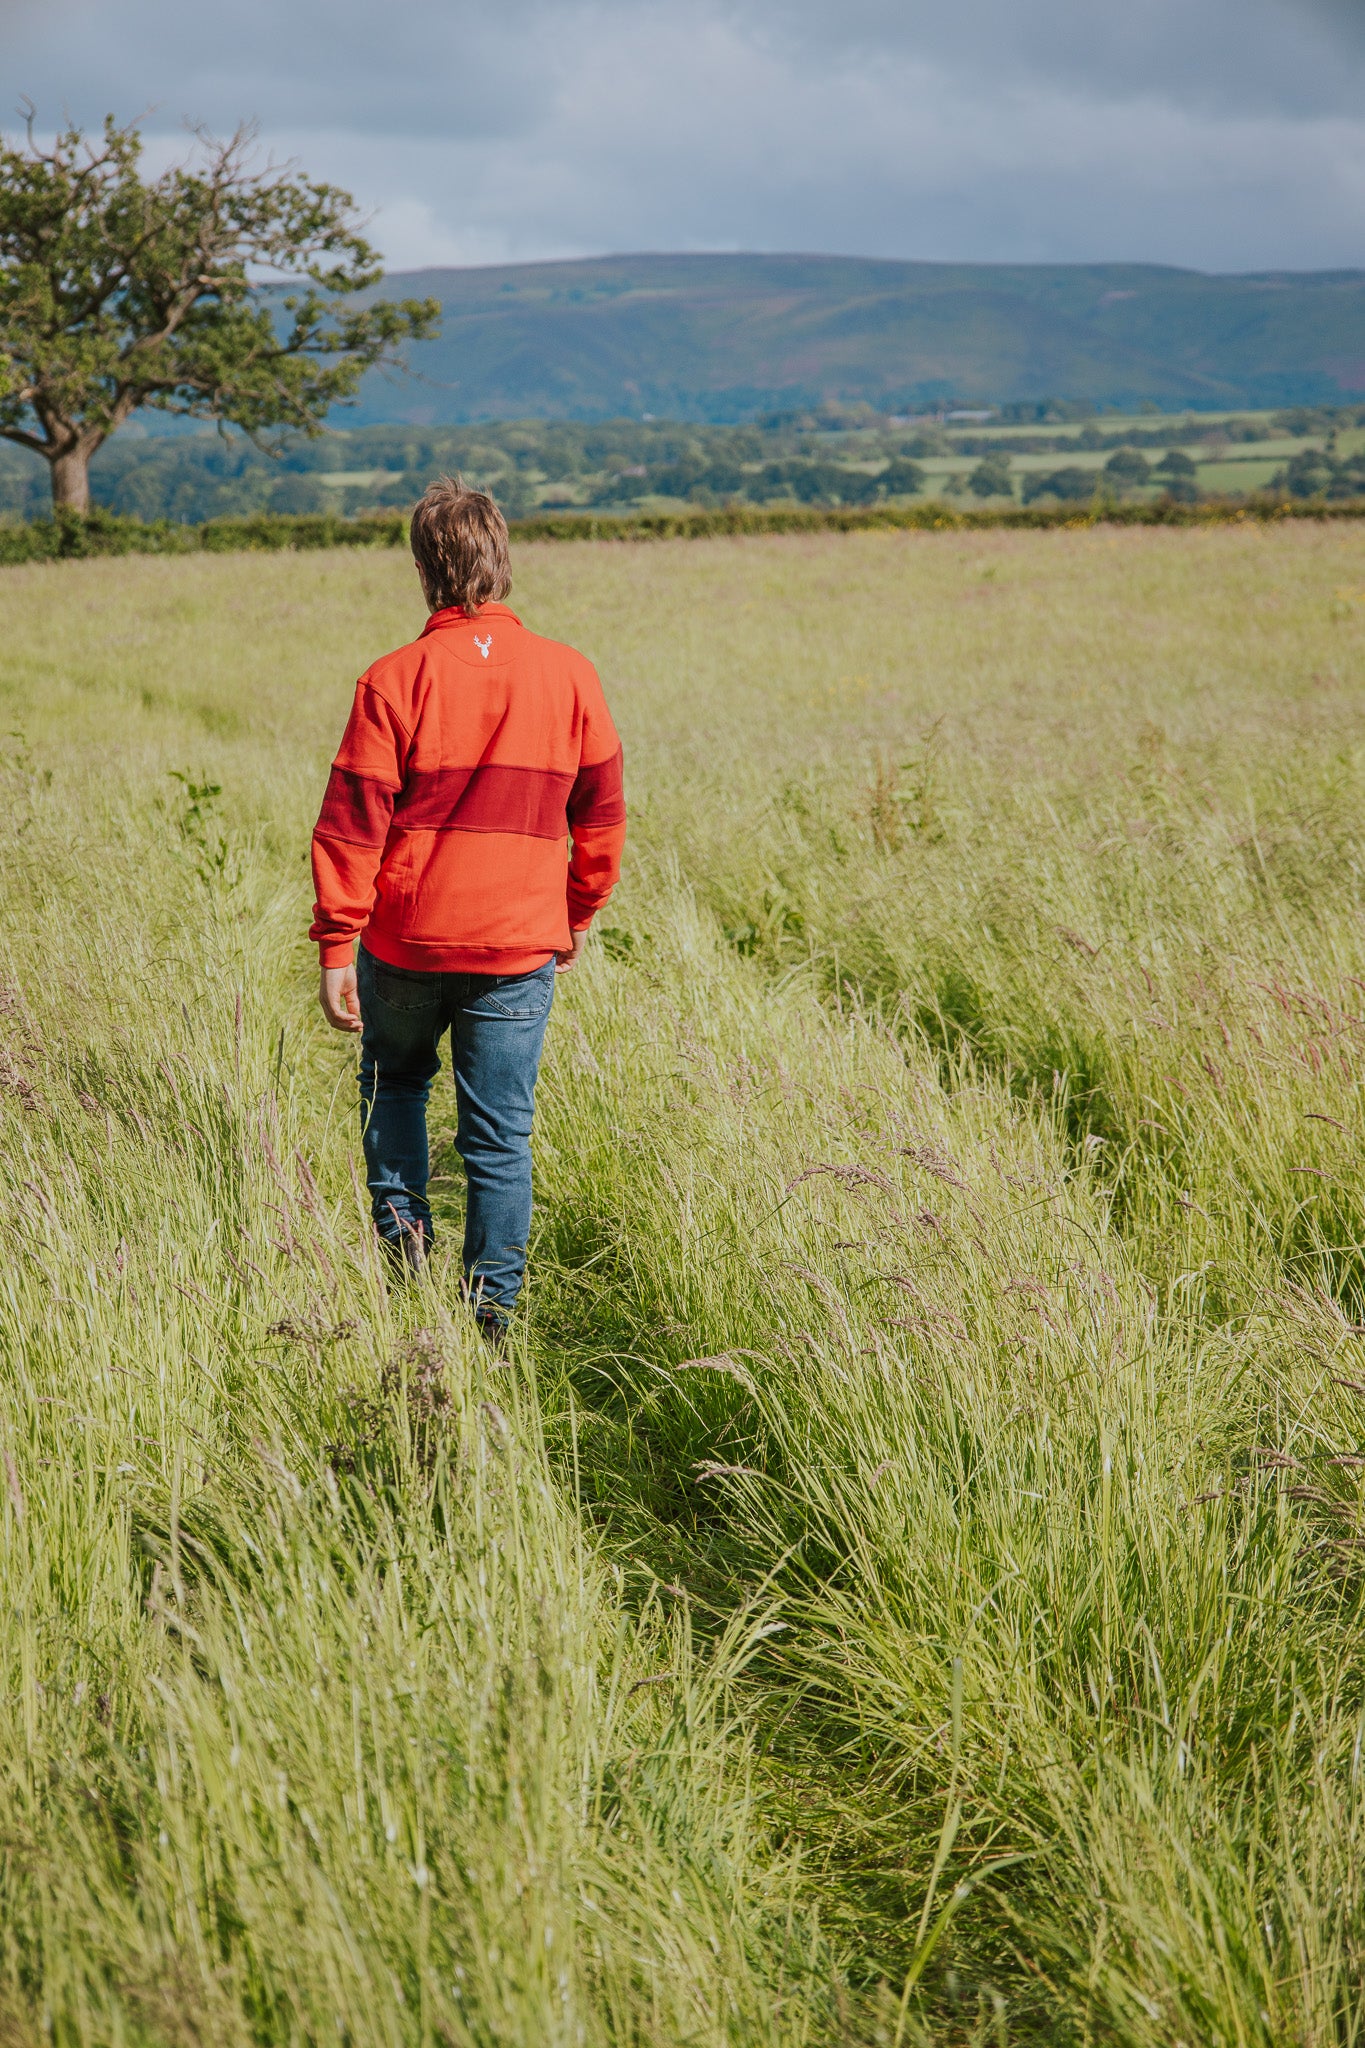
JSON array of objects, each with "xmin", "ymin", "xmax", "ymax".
[
  {"xmin": 565, "ymin": 668, "xmax": 626, "ymax": 930},
  {"xmin": 309, "ymin": 681, "xmax": 411, "ymax": 967}
]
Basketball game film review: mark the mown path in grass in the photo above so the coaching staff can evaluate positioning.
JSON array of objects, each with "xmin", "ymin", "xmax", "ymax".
[{"xmin": 0, "ymin": 529, "xmax": 1364, "ymax": 2044}]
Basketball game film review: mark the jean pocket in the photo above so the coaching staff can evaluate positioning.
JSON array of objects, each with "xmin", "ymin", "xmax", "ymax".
[
  {"xmin": 369, "ymin": 962, "xmax": 441, "ymax": 1012},
  {"xmin": 468, "ymin": 968, "xmax": 555, "ymax": 1022}
]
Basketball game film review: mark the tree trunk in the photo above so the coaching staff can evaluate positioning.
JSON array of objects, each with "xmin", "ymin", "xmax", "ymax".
[{"xmin": 50, "ymin": 445, "xmax": 91, "ymax": 514}]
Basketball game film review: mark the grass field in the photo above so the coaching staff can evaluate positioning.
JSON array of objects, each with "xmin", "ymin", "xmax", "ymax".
[{"xmin": 2, "ymin": 523, "xmax": 1365, "ymax": 2044}]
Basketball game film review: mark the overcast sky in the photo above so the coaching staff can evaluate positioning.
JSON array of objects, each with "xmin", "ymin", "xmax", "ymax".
[{"xmin": 5, "ymin": 0, "xmax": 1365, "ymax": 274}]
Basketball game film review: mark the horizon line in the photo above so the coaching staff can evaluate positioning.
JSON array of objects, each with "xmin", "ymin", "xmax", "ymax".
[{"xmin": 376, "ymin": 249, "xmax": 1365, "ymax": 283}]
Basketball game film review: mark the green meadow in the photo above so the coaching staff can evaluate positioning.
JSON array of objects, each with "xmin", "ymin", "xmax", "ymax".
[{"xmin": 2, "ymin": 523, "xmax": 1365, "ymax": 2044}]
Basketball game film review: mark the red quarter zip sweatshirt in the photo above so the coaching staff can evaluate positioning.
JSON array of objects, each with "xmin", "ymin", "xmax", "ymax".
[{"xmin": 309, "ymin": 603, "xmax": 626, "ymax": 973}]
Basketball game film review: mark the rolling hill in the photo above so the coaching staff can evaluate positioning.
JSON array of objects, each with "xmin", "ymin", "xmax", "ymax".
[{"xmin": 349, "ymin": 252, "xmax": 1365, "ymax": 423}]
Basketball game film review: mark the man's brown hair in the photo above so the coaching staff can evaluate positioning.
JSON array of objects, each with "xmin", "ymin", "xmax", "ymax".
[{"xmin": 409, "ymin": 476, "xmax": 512, "ymax": 613}]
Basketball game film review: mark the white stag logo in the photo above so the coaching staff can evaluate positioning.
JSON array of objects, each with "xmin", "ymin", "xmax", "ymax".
[{"xmin": 473, "ymin": 633, "xmax": 492, "ymax": 660}]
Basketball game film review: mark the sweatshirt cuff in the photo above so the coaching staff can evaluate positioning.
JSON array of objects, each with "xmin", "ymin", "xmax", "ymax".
[{"xmin": 318, "ymin": 939, "xmax": 357, "ymax": 969}]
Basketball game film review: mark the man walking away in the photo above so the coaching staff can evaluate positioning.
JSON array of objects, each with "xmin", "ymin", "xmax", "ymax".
[{"xmin": 310, "ymin": 479, "xmax": 626, "ymax": 1340}]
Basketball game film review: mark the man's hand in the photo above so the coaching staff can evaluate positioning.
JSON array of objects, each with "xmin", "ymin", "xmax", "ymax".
[
  {"xmin": 320, "ymin": 961, "xmax": 362, "ymax": 1032},
  {"xmin": 554, "ymin": 926, "xmax": 589, "ymax": 974}
]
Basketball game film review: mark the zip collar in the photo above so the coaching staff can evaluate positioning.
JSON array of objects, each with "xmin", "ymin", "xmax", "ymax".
[{"xmin": 421, "ymin": 601, "xmax": 521, "ymax": 637}]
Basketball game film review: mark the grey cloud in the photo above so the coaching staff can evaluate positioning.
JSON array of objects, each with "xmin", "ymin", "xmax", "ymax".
[
  {"xmin": 751, "ymin": 0, "xmax": 1365, "ymax": 117},
  {"xmin": 3, "ymin": 0, "xmax": 1363, "ymax": 271},
  {"xmin": 16, "ymin": 0, "xmax": 1365, "ymax": 134},
  {"xmin": 4, "ymin": 0, "xmax": 565, "ymax": 138}
]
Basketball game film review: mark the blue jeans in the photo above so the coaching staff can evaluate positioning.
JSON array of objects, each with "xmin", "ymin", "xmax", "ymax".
[{"xmin": 357, "ymin": 947, "xmax": 556, "ymax": 1319}]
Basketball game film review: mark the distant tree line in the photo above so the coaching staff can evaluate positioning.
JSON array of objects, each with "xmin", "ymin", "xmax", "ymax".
[
  {"xmin": 1272, "ymin": 406, "xmax": 1365, "ymax": 438},
  {"xmin": 0, "ymin": 419, "xmax": 934, "ymax": 522},
  {"xmin": 1018, "ymin": 449, "xmax": 1200, "ymax": 506},
  {"xmin": 1268, "ymin": 442, "xmax": 1365, "ymax": 501},
  {"xmin": 0, "ymin": 402, "xmax": 1360, "ymax": 526},
  {"xmin": 930, "ymin": 417, "xmax": 1290, "ymax": 459},
  {"xmin": 942, "ymin": 447, "xmax": 1201, "ymax": 507}
]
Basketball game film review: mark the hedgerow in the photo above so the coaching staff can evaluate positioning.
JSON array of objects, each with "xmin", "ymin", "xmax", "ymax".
[{"xmin": 1, "ymin": 492, "xmax": 1362, "ymax": 565}]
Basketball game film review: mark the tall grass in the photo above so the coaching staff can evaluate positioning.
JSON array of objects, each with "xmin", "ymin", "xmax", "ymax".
[{"xmin": 1, "ymin": 526, "xmax": 1364, "ymax": 2041}]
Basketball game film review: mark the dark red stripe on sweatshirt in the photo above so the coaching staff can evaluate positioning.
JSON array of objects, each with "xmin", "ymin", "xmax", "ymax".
[
  {"xmin": 315, "ymin": 767, "xmax": 396, "ymax": 846},
  {"xmin": 393, "ymin": 763, "xmax": 577, "ymax": 837},
  {"xmin": 568, "ymin": 747, "xmax": 626, "ymax": 828}
]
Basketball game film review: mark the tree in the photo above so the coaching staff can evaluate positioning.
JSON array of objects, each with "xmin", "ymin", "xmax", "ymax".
[
  {"xmin": 968, "ymin": 452, "xmax": 1012, "ymax": 499},
  {"xmin": 1021, "ymin": 466, "xmax": 1099, "ymax": 505},
  {"xmin": 1270, "ymin": 446, "xmax": 1365, "ymax": 502},
  {"xmin": 1103, "ymin": 448, "xmax": 1151, "ymax": 488},
  {"xmin": 1153, "ymin": 448, "xmax": 1198, "ymax": 503},
  {"xmin": 0, "ymin": 113, "xmax": 439, "ymax": 512},
  {"xmin": 876, "ymin": 458, "xmax": 925, "ymax": 498},
  {"xmin": 586, "ymin": 464, "xmax": 652, "ymax": 507}
]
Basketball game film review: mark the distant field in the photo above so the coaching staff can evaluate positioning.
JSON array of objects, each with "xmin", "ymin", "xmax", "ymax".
[
  {"xmin": 4, "ymin": 526, "xmax": 1365, "ymax": 2042},
  {"xmin": 5, "ymin": 400, "xmax": 1362, "ymax": 526},
  {"xmin": 911, "ymin": 428, "xmax": 1311, "ymax": 501}
]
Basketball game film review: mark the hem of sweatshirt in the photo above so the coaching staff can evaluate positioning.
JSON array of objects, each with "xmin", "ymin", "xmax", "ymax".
[{"xmin": 360, "ymin": 931, "xmax": 560, "ymax": 975}]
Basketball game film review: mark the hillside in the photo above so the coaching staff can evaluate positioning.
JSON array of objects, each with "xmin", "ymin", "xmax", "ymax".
[{"xmin": 347, "ymin": 253, "xmax": 1365, "ymax": 422}]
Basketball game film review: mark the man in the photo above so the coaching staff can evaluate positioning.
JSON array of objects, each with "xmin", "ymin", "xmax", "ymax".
[{"xmin": 310, "ymin": 478, "xmax": 626, "ymax": 1338}]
